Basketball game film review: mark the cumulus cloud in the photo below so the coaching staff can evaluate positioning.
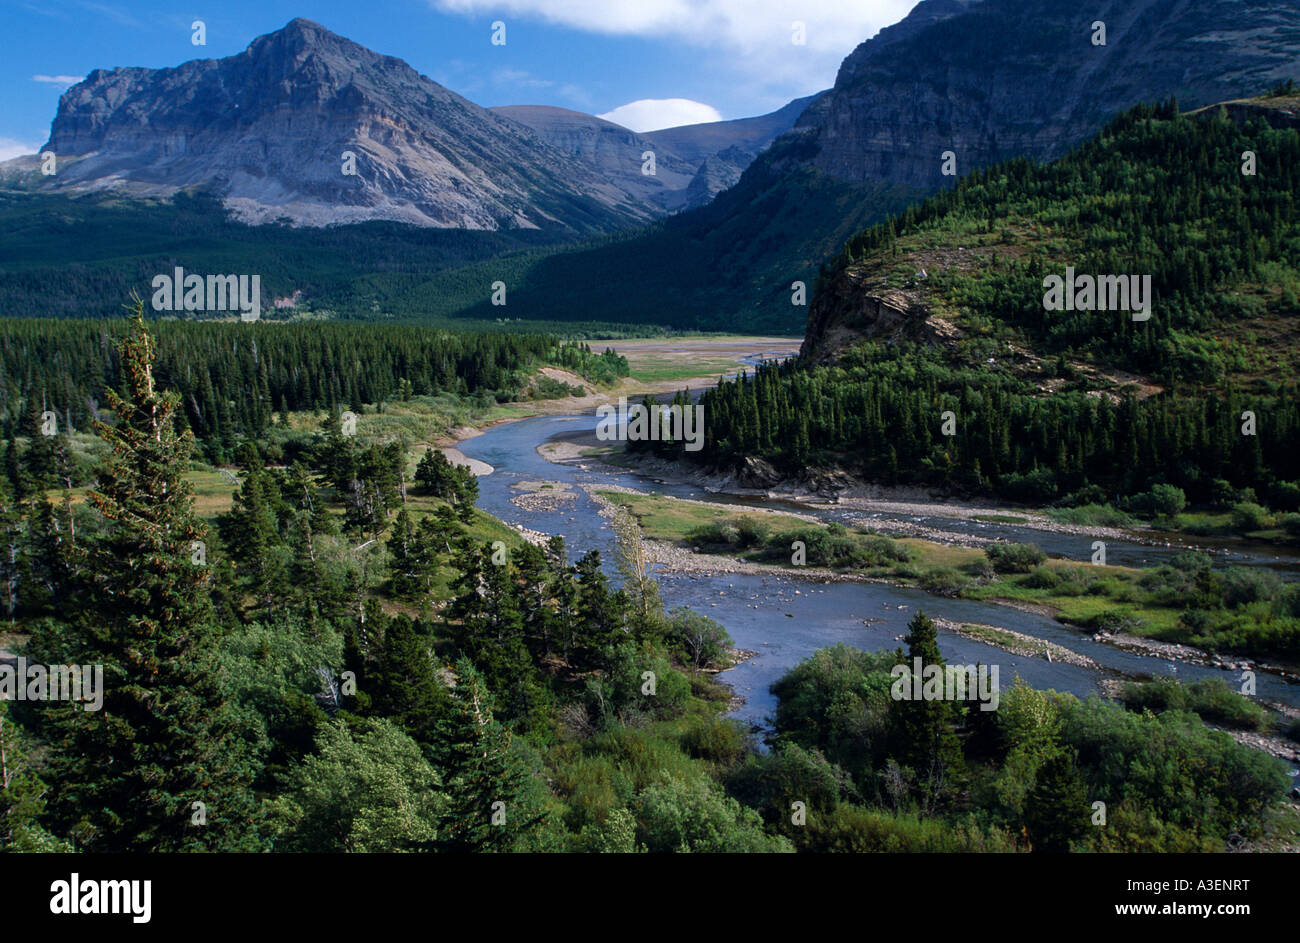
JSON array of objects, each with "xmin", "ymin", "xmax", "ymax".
[
  {"xmin": 32, "ymin": 74, "xmax": 82, "ymax": 89},
  {"xmin": 430, "ymin": 0, "xmax": 917, "ymax": 91},
  {"xmin": 0, "ymin": 138, "xmax": 41, "ymax": 162},
  {"xmin": 598, "ymin": 98, "xmax": 723, "ymax": 132}
]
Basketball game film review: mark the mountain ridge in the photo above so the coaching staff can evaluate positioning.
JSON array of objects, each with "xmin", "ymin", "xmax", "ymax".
[
  {"xmin": 23, "ymin": 18, "xmax": 654, "ymax": 231},
  {"xmin": 793, "ymin": 0, "xmax": 1300, "ymax": 189}
]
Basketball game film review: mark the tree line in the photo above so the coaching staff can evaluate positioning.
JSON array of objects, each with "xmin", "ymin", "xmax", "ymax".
[{"xmin": 0, "ymin": 317, "xmax": 624, "ymax": 465}]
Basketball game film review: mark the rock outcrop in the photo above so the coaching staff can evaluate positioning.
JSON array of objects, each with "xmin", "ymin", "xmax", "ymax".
[{"xmin": 801, "ymin": 268, "xmax": 962, "ymax": 363}]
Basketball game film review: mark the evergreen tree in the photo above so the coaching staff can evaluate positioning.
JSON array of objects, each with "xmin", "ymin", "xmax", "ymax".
[
  {"xmin": 887, "ymin": 610, "xmax": 966, "ymax": 811},
  {"xmin": 434, "ymin": 658, "xmax": 540, "ymax": 852},
  {"xmin": 370, "ymin": 616, "xmax": 447, "ymax": 747},
  {"xmin": 1023, "ymin": 750, "xmax": 1089, "ymax": 853},
  {"xmin": 32, "ymin": 303, "xmax": 264, "ymax": 851},
  {"xmin": 387, "ymin": 506, "xmax": 420, "ymax": 599},
  {"xmin": 0, "ymin": 702, "xmax": 69, "ymax": 852}
]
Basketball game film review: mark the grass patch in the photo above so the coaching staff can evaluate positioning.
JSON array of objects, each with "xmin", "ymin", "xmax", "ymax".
[{"xmin": 1045, "ymin": 504, "xmax": 1137, "ymax": 527}]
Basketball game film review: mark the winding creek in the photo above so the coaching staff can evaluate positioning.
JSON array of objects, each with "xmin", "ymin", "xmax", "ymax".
[{"xmin": 457, "ymin": 411, "xmax": 1300, "ymax": 738}]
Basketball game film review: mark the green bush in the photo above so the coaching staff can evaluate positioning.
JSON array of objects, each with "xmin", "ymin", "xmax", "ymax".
[
  {"xmin": 985, "ymin": 542, "xmax": 1047, "ymax": 574},
  {"xmin": 1149, "ymin": 484, "xmax": 1187, "ymax": 518},
  {"xmin": 1116, "ymin": 677, "xmax": 1270, "ymax": 732},
  {"xmin": 1219, "ymin": 566, "xmax": 1282, "ymax": 609},
  {"xmin": 632, "ymin": 775, "xmax": 793, "ymax": 853},
  {"xmin": 1059, "ymin": 697, "xmax": 1288, "ymax": 842},
  {"xmin": 1230, "ymin": 502, "xmax": 1271, "ymax": 533},
  {"xmin": 1020, "ymin": 566, "xmax": 1061, "ymax": 590},
  {"xmin": 805, "ymin": 806, "xmax": 1018, "ymax": 853},
  {"xmin": 663, "ymin": 608, "xmax": 733, "ymax": 671},
  {"xmin": 680, "ymin": 717, "xmax": 749, "ymax": 766},
  {"xmin": 759, "ymin": 526, "xmax": 909, "ymax": 569},
  {"xmin": 726, "ymin": 742, "xmax": 858, "ymax": 842},
  {"xmin": 919, "ymin": 567, "xmax": 970, "ymax": 596},
  {"xmin": 1046, "ymin": 504, "xmax": 1136, "ymax": 527}
]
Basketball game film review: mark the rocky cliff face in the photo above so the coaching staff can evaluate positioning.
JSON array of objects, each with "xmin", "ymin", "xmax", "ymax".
[
  {"xmin": 36, "ymin": 18, "xmax": 655, "ymax": 230},
  {"xmin": 800, "ymin": 266, "xmax": 965, "ymax": 364},
  {"xmin": 794, "ymin": 0, "xmax": 1300, "ymax": 189}
]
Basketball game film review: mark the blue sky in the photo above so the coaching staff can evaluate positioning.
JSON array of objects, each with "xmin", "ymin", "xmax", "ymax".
[{"xmin": 0, "ymin": 0, "xmax": 917, "ymax": 158}]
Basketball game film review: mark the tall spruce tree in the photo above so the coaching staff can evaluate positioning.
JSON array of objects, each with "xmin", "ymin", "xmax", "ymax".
[
  {"xmin": 33, "ymin": 302, "xmax": 264, "ymax": 851},
  {"xmin": 370, "ymin": 616, "xmax": 447, "ymax": 748},
  {"xmin": 887, "ymin": 610, "xmax": 966, "ymax": 811},
  {"xmin": 434, "ymin": 658, "xmax": 539, "ymax": 852},
  {"xmin": 1023, "ymin": 750, "xmax": 1089, "ymax": 853}
]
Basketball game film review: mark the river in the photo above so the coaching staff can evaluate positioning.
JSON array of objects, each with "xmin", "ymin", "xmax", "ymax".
[{"xmin": 456, "ymin": 411, "xmax": 1300, "ymax": 734}]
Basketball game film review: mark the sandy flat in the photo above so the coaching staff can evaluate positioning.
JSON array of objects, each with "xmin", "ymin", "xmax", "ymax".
[{"xmin": 436, "ymin": 446, "xmax": 494, "ymax": 476}]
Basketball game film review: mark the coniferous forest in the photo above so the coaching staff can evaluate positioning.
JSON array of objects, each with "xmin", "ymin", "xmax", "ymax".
[
  {"xmin": 5, "ymin": 4, "xmax": 1300, "ymax": 901},
  {"xmin": 0, "ymin": 306, "xmax": 1289, "ymax": 855}
]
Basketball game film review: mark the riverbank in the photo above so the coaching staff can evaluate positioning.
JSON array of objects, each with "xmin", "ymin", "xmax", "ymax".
[
  {"xmin": 435, "ymin": 335, "xmax": 801, "ymax": 462},
  {"xmin": 587, "ymin": 481, "xmax": 1300, "ymax": 685},
  {"xmin": 583, "ymin": 485, "xmax": 1104, "ymax": 669},
  {"xmin": 544, "ymin": 427, "xmax": 1157, "ymax": 545}
]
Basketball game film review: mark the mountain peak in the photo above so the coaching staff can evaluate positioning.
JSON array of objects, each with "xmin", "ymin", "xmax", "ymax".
[
  {"xmin": 242, "ymin": 16, "xmax": 377, "ymax": 74},
  {"xmin": 252, "ymin": 17, "xmax": 354, "ymax": 50},
  {"xmin": 32, "ymin": 20, "xmax": 651, "ymax": 230}
]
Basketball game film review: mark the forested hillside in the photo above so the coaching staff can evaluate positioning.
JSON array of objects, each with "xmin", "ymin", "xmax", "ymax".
[
  {"xmin": 673, "ymin": 91, "xmax": 1300, "ymax": 511},
  {"xmin": 0, "ymin": 191, "xmax": 567, "ymax": 321},
  {"xmin": 0, "ymin": 149, "xmax": 923, "ymax": 333}
]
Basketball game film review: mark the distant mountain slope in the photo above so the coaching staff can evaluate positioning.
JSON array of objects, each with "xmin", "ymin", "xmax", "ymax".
[
  {"xmin": 14, "ymin": 18, "xmax": 654, "ymax": 232},
  {"xmin": 641, "ymin": 94, "xmax": 820, "ymax": 204},
  {"xmin": 494, "ymin": 96, "xmax": 819, "ymax": 213},
  {"xmin": 439, "ymin": 135, "xmax": 926, "ymax": 332},
  {"xmin": 795, "ymin": 0, "xmax": 1300, "ymax": 188},
  {"xmin": 643, "ymin": 94, "xmax": 819, "ymax": 164},
  {"xmin": 490, "ymin": 105, "xmax": 700, "ymax": 212}
]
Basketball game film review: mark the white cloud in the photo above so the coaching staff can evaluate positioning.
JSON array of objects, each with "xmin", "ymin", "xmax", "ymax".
[
  {"xmin": 598, "ymin": 99, "xmax": 723, "ymax": 132},
  {"xmin": 33, "ymin": 74, "xmax": 82, "ymax": 89},
  {"xmin": 430, "ymin": 0, "xmax": 917, "ymax": 92},
  {"xmin": 0, "ymin": 138, "xmax": 41, "ymax": 161}
]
